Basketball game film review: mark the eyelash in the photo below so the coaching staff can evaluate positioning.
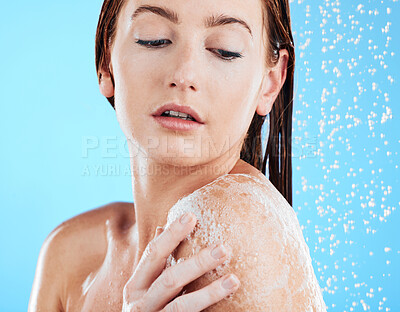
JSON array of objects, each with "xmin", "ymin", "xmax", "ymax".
[{"xmin": 135, "ymin": 39, "xmax": 243, "ymax": 61}]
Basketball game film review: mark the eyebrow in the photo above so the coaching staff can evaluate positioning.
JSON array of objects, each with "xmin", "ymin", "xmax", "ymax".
[{"xmin": 131, "ymin": 5, "xmax": 253, "ymax": 38}]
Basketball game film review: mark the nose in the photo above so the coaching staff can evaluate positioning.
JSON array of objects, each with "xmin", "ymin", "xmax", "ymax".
[
  {"xmin": 170, "ymin": 78, "xmax": 196, "ymax": 92},
  {"xmin": 168, "ymin": 46, "xmax": 198, "ymax": 92}
]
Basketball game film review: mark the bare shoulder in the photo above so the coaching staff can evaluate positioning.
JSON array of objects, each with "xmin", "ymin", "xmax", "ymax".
[
  {"xmin": 39, "ymin": 201, "xmax": 134, "ymax": 270},
  {"xmin": 167, "ymin": 170, "xmax": 326, "ymax": 311},
  {"xmin": 48, "ymin": 201, "xmax": 135, "ymax": 246},
  {"xmin": 28, "ymin": 201, "xmax": 134, "ymax": 312}
]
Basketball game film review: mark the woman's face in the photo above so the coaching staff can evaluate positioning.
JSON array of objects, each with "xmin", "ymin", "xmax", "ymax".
[{"xmin": 104, "ymin": 0, "xmax": 272, "ymax": 167}]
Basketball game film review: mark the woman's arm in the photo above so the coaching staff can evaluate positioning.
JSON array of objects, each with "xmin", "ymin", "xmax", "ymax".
[
  {"xmin": 28, "ymin": 225, "xmax": 66, "ymax": 312},
  {"xmin": 28, "ymin": 202, "xmax": 117, "ymax": 311}
]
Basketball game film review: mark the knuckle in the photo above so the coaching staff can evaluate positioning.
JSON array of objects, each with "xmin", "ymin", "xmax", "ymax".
[
  {"xmin": 123, "ymin": 285, "xmax": 145, "ymax": 307},
  {"xmin": 166, "ymin": 223, "xmax": 185, "ymax": 243},
  {"xmin": 166, "ymin": 298, "xmax": 186, "ymax": 312},
  {"xmin": 209, "ymin": 283, "xmax": 224, "ymax": 302},
  {"xmin": 194, "ymin": 252, "xmax": 208, "ymax": 271},
  {"xmin": 163, "ymin": 225, "xmax": 175, "ymax": 239},
  {"xmin": 161, "ymin": 268, "xmax": 178, "ymax": 288},
  {"xmin": 144, "ymin": 239, "xmax": 158, "ymax": 259}
]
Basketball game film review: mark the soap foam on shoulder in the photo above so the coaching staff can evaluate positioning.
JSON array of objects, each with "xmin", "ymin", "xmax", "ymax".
[{"xmin": 165, "ymin": 173, "xmax": 326, "ymax": 311}]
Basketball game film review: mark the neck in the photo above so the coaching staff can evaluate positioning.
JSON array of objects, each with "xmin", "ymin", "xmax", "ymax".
[{"xmin": 127, "ymin": 141, "xmax": 243, "ymax": 267}]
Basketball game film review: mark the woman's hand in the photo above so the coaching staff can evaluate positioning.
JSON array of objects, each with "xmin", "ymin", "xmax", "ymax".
[{"xmin": 122, "ymin": 212, "xmax": 240, "ymax": 312}]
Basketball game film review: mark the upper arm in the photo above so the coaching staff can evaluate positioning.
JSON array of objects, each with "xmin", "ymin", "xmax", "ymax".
[
  {"xmin": 168, "ymin": 174, "xmax": 327, "ymax": 311},
  {"xmin": 28, "ymin": 225, "xmax": 67, "ymax": 312}
]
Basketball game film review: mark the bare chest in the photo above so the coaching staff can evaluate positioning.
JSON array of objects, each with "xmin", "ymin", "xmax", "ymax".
[{"xmin": 64, "ymin": 243, "xmax": 136, "ymax": 311}]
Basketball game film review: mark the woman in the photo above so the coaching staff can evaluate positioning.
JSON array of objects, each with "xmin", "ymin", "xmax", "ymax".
[{"xmin": 29, "ymin": 0, "xmax": 327, "ymax": 311}]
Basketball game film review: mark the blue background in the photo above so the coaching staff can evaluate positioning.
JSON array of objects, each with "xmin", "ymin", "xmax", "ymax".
[{"xmin": 0, "ymin": 0, "xmax": 399, "ymax": 311}]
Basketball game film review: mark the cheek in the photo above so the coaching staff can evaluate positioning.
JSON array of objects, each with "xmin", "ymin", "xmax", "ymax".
[
  {"xmin": 114, "ymin": 56, "xmax": 145, "ymax": 102},
  {"xmin": 211, "ymin": 64, "xmax": 260, "ymax": 132},
  {"xmin": 211, "ymin": 65, "xmax": 262, "ymax": 156},
  {"xmin": 112, "ymin": 55, "xmax": 152, "ymax": 139}
]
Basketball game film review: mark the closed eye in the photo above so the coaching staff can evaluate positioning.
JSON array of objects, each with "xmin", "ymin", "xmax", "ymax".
[
  {"xmin": 136, "ymin": 39, "xmax": 171, "ymax": 47},
  {"xmin": 135, "ymin": 39, "xmax": 243, "ymax": 61},
  {"xmin": 209, "ymin": 49, "xmax": 243, "ymax": 61}
]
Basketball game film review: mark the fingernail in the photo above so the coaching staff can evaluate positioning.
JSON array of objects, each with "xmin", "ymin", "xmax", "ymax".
[
  {"xmin": 180, "ymin": 212, "xmax": 193, "ymax": 224},
  {"xmin": 211, "ymin": 244, "xmax": 226, "ymax": 260},
  {"xmin": 222, "ymin": 274, "xmax": 239, "ymax": 290}
]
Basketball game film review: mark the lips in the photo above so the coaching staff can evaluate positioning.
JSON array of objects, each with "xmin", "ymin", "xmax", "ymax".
[{"xmin": 152, "ymin": 103, "xmax": 204, "ymax": 124}]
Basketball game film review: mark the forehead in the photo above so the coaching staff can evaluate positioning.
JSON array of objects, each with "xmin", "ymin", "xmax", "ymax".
[{"xmin": 118, "ymin": 0, "xmax": 264, "ymax": 35}]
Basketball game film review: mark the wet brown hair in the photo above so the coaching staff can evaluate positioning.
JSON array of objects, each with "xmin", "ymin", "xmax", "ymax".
[
  {"xmin": 95, "ymin": 0, "xmax": 295, "ymax": 206},
  {"xmin": 240, "ymin": 0, "xmax": 295, "ymax": 206}
]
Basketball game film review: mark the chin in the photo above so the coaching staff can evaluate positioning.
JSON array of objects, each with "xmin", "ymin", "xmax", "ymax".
[{"xmin": 150, "ymin": 152, "xmax": 208, "ymax": 167}]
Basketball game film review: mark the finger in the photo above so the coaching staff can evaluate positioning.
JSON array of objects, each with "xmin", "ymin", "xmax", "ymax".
[
  {"xmin": 145, "ymin": 243, "xmax": 230, "ymax": 311},
  {"xmin": 131, "ymin": 212, "xmax": 197, "ymax": 290},
  {"xmin": 162, "ymin": 273, "xmax": 240, "ymax": 312}
]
